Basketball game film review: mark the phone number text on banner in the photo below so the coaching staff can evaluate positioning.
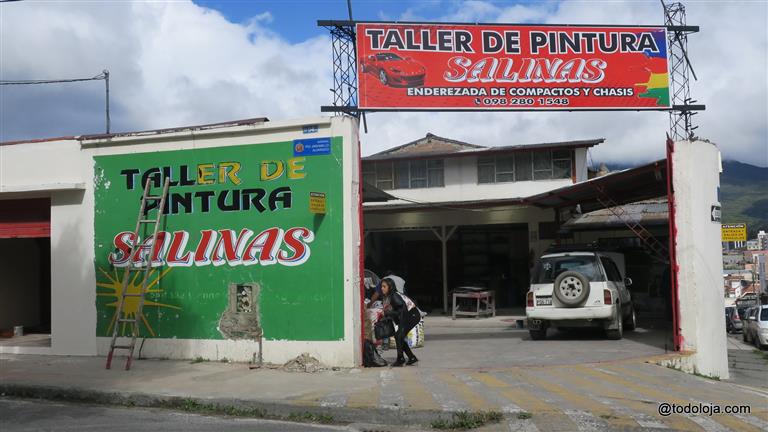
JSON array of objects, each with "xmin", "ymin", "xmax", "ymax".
[{"xmin": 356, "ymin": 23, "xmax": 670, "ymax": 110}]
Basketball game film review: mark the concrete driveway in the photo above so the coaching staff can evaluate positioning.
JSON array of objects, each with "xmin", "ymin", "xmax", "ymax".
[{"xmin": 413, "ymin": 314, "xmax": 673, "ymax": 369}]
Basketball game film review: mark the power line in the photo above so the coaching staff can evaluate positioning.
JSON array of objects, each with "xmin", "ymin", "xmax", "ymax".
[
  {"xmin": 1, "ymin": 70, "xmax": 111, "ymax": 133},
  {"xmin": 0, "ymin": 71, "xmax": 107, "ymax": 86}
]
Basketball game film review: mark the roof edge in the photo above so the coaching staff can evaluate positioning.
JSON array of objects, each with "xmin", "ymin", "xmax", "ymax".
[
  {"xmin": 363, "ymin": 138, "xmax": 604, "ymax": 161},
  {"xmin": 369, "ymin": 132, "xmax": 487, "ymax": 157},
  {"xmin": 78, "ymin": 117, "xmax": 269, "ymax": 141}
]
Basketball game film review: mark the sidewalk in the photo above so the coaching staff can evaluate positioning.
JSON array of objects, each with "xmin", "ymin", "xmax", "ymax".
[{"xmin": 2, "ymin": 352, "xmax": 766, "ymax": 431}]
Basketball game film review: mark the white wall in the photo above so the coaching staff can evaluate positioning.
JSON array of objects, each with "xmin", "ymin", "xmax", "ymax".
[
  {"xmin": 574, "ymin": 148, "xmax": 588, "ymax": 183},
  {"xmin": 0, "ymin": 116, "xmax": 362, "ymax": 367},
  {"xmin": 672, "ymin": 139, "xmax": 729, "ymax": 379},
  {"xmin": 366, "ymin": 149, "xmax": 587, "ymax": 205}
]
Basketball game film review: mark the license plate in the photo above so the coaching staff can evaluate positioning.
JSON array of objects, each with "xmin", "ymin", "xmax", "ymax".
[{"xmin": 536, "ymin": 297, "xmax": 553, "ymax": 306}]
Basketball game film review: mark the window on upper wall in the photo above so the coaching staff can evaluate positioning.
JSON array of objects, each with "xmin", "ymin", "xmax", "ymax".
[
  {"xmin": 533, "ymin": 151, "xmax": 553, "ymax": 180},
  {"xmin": 552, "ymin": 150, "xmax": 572, "ymax": 179},
  {"xmin": 362, "ymin": 164, "xmax": 376, "ymax": 186},
  {"xmin": 427, "ymin": 159, "xmax": 445, "ymax": 187},
  {"xmin": 375, "ymin": 162, "xmax": 393, "ymax": 190},
  {"xmin": 476, "ymin": 150, "xmax": 572, "ymax": 183},
  {"xmin": 364, "ymin": 159, "xmax": 444, "ymax": 190}
]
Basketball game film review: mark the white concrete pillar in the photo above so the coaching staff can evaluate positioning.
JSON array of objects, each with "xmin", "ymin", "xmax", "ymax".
[{"xmin": 672, "ymin": 139, "xmax": 729, "ymax": 379}]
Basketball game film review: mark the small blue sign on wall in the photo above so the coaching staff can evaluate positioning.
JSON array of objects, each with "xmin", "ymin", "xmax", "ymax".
[{"xmin": 293, "ymin": 137, "xmax": 331, "ymax": 156}]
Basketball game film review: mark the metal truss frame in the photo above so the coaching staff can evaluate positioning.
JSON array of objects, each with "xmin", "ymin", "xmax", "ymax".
[
  {"xmin": 322, "ymin": 22, "xmax": 359, "ymax": 118},
  {"xmin": 664, "ymin": 1, "xmax": 702, "ymax": 141}
]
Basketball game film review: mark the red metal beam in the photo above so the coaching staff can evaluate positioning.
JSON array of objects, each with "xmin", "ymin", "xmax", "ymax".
[{"xmin": 665, "ymin": 138, "xmax": 682, "ymax": 351}]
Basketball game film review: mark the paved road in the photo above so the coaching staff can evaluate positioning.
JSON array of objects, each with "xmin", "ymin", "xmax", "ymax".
[
  {"xmin": 0, "ymin": 398, "xmax": 351, "ymax": 432},
  {"xmin": 726, "ymin": 332, "xmax": 768, "ymax": 390}
]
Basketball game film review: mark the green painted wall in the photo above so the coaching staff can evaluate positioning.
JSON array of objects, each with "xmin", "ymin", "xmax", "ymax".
[{"xmin": 93, "ymin": 138, "xmax": 344, "ymax": 341}]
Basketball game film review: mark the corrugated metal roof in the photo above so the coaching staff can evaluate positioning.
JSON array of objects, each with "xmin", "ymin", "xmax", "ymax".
[
  {"xmin": 563, "ymin": 198, "xmax": 669, "ymax": 229},
  {"xmin": 526, "ymin": 159, "xmax": 667, "ymax": 213},
  {"xmin": 362, "ymin": 182, "xmax": 396, "ymax": 203}
]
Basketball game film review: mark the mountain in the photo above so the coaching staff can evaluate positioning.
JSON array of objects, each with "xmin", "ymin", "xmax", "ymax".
[
  {"xmin": 720, "ymin": 161, "xmax": 768, "ymax": 238},
  {"xmin": 603, "ymin": 160, "xmax": 767, "ymax": 238}
]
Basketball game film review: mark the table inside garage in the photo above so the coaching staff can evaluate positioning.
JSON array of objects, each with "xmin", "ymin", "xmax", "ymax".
[{"xmin": 452, "ymin": 288, "xmax": 495, "ymax": 319}]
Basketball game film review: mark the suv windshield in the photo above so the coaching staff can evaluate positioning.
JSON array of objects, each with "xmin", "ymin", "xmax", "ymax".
[
  {"xmin": 532, "ymin": 255, "xmax": 604, "ymax": 284},
  {"xmin": 761, "ymin": 308, "xmax": 768, "ymax": 321}
]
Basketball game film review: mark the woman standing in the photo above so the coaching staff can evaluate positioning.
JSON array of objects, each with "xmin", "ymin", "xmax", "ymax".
[{"xmin": 381, "ymin": 278, "xmax": 421, "ymax": 367}]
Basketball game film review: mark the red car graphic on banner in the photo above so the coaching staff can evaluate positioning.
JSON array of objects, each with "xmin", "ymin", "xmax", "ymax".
[
  {"xmin": 356, "ymin": 22, "xmax": 670, "ymax": 111},
  {"xmin": 360, "ymin": 52, "xmax": 426, "ymax": 87}
]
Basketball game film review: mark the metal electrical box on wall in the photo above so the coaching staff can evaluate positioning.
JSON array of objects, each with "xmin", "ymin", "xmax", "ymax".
[{"xmin": 93, "ymin": 138, "xmax": 345, "ymax": 342}]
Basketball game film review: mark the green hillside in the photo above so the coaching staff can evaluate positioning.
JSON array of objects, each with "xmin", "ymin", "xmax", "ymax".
[
  {"xmin": 720, "ymin": 160, "xmax": 768, "ymax": 238},
  {"xmin": 605, "ymin": 160, "xmax": 767, "ymax": 238}
]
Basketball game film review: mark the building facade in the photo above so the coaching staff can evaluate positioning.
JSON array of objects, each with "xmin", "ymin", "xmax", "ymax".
[
  {"xmin": 0, "ymin": 116, "xmax": 364, "ymax": 367},
  {"xmin": 362, "ymin": 134, "xmax": 599, "ymax": 312}
]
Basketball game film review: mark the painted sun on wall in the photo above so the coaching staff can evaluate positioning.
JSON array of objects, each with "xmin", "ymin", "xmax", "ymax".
[{"xmin": 93, "ymin": 138, "xmax": 345, "ymax": 341}]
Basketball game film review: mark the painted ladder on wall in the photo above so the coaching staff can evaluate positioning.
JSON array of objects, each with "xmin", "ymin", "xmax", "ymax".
[{"xmin": 106, "ymin": 177, "xmax": 170, "ymax": 370}]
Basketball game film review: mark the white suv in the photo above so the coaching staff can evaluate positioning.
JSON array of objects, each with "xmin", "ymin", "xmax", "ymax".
[{"xmin": 526, "ymin": 251, "xmax": 636, "ymax": 340}]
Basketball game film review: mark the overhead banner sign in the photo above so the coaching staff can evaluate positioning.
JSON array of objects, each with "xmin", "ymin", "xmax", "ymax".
[
  {"xmin": 356, "ymin": 23, "xmax": 670, "ymax": 110},
  {"xmin": 722, "ymin": 223, "xmax": 747, "ymax": 242}
]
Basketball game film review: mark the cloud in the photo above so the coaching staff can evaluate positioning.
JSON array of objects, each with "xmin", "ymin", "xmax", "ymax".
[
  {"xmin": 370, "ymin": 0, "xmax": 767, "ymax": 167},
  {"xmin": 1, "ymin": 0, "xmax": 766, "ymax": 168},
  {"xmin": 0, "ymin": 1, "xmax": 330, "ymax": 139}
]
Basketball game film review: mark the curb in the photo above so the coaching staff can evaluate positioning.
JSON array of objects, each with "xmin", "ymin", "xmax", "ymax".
[{"xmin": 0, "ymin": 383, "xmax": 463, "ymax": 428}]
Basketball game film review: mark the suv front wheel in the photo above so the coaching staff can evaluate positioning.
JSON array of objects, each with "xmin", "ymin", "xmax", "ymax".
[
  {"xmin": 606, "ymin": 304, "xmax": 624, "ymax": 340},
  {"xmin": 623, "ymin": 305, "xmax": 637, "ymax": 332}
]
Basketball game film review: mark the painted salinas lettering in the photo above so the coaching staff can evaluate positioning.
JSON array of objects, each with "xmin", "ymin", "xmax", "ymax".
[{"xmin": 109, "ymin": 227, "xmax": 315, "ymax": 268}]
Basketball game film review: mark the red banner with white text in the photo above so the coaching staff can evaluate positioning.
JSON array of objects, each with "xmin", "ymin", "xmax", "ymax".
[{"xmin": 356, "ymin": 23, "xmax": 670, "ymax": 110}]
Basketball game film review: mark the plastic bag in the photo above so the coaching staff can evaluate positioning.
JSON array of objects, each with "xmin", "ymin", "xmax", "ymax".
[
  {"xmin": 363, "ymin": 340, "xmax": 387, "ymax": 367},
  {"xmin": 406, "ymin": 320, "xmax": 425, "ymax": 348}
]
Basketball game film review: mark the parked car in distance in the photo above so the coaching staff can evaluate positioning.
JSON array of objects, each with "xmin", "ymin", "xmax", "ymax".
[
  {"xmin": 526, "ymin": 251, "xmax": 636, "ymax": 341},
  {"xmin": 360, "ymin": 53, "xmax": 426, "ymax": 87},
  {"xmin": 742, "ymin": 305, "xmax": 768, "ymax": 349},
  {"xmin": 725, "ymin": 306, "xmax": 743, "ymax": 333}
]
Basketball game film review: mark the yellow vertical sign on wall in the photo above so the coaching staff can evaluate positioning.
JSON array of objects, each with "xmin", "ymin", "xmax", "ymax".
[
  {"xmin": 721, "ymin": 223, "xmax": 747, "ymax": 242},
  {"xmin": 310, "ymin": 192, "xmax": 327, "ymax": 214}
]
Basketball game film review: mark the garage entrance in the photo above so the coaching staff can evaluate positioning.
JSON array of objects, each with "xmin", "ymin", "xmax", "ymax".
[
  {"xmin": 0, "ymin": 198, "xmax": 52, "ymax": 349},
  {"xmin": 561, "ymin": 200, "xmax": 674, "ymax": 330},
  {"xmin": 525, "ymin": 158, "xmax": 676, "ymax": 352},
  {"xmin": 365, "ymin": 223, "xmax": 529, "ymax": 312},
  {"xmin": 361, "ymin": 158, "xmax": 677, "ymax": 368}
]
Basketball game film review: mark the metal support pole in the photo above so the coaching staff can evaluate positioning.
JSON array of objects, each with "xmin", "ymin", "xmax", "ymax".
[
  {"xmin": 441, "ymin": 226, "xmax": 448, "ymax": 314},
  {"xmin": 104, "ymin": 69, "xmax": 110, "ymax": 134},
  {"xmin": 432, "ymin": 225, "xmax": 457, "ymax": 314}
]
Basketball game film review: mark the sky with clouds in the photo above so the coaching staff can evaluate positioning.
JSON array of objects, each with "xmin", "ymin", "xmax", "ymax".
[{"xmin": 1, "ymin": 0, "xmax": 766, "ymax": 167}]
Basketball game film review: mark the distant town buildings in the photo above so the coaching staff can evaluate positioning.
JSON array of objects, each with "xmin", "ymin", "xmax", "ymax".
[
  {"xmin": 723, "ymin": 230, "xmax": 768, "ymax": 301},
  {"xmin": 758, "ymin": 230, "xmax": 768, "ymax": 250}
]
